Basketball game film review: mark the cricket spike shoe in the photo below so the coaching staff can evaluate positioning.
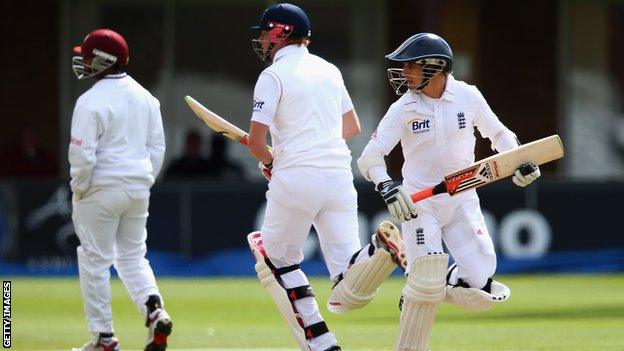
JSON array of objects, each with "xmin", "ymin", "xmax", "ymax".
[
  {"xmin": 374, "ymin": 220, "xmax": 407, "ymax": 271},
  {"xmin": 145, "ymin": 308, "xmax": 173, "ymax": 351},
  {"xmin": 72, "ymin": 334, "xmax": 120, "ymax": 351}
]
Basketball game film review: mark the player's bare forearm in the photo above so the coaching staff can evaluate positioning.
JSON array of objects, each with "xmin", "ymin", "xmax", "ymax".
[
  {"xmin": 342, "ymin": 109, "xmax": 361, "ymax": 141},
  {"xmin": 248, "ymin": 121, "xmax": 273, "ymax": 165},
  {"xmin": 248, "ymin": 143, "xmax": 273, "ymax": 165}
]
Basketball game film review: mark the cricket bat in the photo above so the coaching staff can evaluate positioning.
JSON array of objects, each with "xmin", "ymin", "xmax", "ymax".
[
  {"xmin": 184, "ymin": 95, "xmax": 251, "ymax": 146},
  {"xmin": 410, "ymin": 135, "xmax": 564, "ymax": 203}
]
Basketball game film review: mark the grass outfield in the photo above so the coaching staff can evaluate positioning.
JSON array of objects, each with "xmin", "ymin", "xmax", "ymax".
[{"xmin": 5, "ymin": 275, "xmax": 624, "ymax": 350}]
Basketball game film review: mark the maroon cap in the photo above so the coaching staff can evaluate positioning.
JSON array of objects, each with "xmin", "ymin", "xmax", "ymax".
[{"xmin": 73, "ymin": 28, "xmax": 129, "ymax": 65}]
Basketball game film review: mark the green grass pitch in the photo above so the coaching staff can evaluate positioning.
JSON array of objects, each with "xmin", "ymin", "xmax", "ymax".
[{"xmin": 5, "ymin": 274, "xmax": 624, "ymax": 350}]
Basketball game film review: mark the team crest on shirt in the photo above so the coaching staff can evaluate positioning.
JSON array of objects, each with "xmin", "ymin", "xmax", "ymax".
[
  {"xmin": 371, "ymin": 130, "xmax": 378, "ymax": 139},
  {"xmin": 253, "ymin": 98, "xmax": 265, "ymax": 111},
  {"xmin": 408, "ymin": 118, "xmax": 431, "ymax": 134},
  {"xmin": 457, "ymin": 111, "xmax": 466, "ymax": 129},
  {"xmin": 416, "ymin": 227, "xmax": 425, "ymax": 245}
]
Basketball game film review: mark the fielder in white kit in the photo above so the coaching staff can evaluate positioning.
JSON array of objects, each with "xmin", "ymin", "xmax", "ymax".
[
  {"xmin": 358, "ymin": 33, "xmax": 542, "ymax": 351},
  {"xmin": 69, "ymin": 29, "xmax": 172, "ymax": 351},
  {"xmin": 246, "ymin": 4, "xmax": 407, "ymax": 351}
]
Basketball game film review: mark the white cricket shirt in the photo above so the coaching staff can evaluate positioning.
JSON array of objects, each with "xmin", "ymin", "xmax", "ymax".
[
  {"xmin": 362, "ymin": 75, "xmax": 518, "ymax": 191},
  {"xmin": 68, "ymin": 73, "xmax": 166, "ymax": 195},
  {"xmin": 251, "ymin": 45, "xmax": 354, "ymax": 171}
]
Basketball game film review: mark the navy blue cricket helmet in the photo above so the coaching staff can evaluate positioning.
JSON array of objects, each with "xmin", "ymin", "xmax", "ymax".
[
  {"xmin": 251, "ymin": 3, "xmax": 311, "ymax": 38},
  {"xmin": 386, "ymin": 33, "xmax": 453, "ymax": 95},
  {"xmin": 386, "ymin": 33, "xmax": 453, "ymax": 69}
]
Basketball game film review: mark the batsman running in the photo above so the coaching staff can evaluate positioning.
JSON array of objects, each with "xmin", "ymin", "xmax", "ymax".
[
  {"xmin": 358, "ymin": 33, "xmax": 541, "ymax": 351},
  {"xmin": 69, "ymin": 29, "xmax": 171, "ymax": 351},
  {"xmin": 246, "ymin": 4, "xmax": 407, "ymax": 351}
]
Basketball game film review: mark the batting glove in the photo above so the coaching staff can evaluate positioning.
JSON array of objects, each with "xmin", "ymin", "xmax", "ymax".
[
  {"xmin": 258, "ymin": 161, "xmax": 273, "ymax": 181},
  {"xmin": 376, "ymin": 180, "xmax": 418, "ymax": 222},
  {"xmin": 512, "ymin": 163, "xmax": 541, "ymax": 187}
]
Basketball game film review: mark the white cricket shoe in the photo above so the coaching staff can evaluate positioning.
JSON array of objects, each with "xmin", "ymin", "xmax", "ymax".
[
  {"xmin": 374, "ymin": 221, "xmax": 407, "ymax": 270},
  {"xmin": 72, "ymin": 334, "xmax": 120, "ymax": 351},
  {"xmin": 145, "ymin": 308, "xmax": 173, "ymax": 351}
]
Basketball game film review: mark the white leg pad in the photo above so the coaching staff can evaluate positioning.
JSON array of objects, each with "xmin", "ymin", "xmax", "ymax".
[
  {"xmin": 445, "ymin": 280, "xmax": 511, "ymax": 311},
  {"xmin": 394, "ymin": 253, "xmax": 449, "ymax": 351},
  {"xmin": 327, "ymin": 248, "xmax": 397, "ymax": 314},
  {"xmin": 248, "ymin": 233, "xmax": 311, "ymax": 351}
]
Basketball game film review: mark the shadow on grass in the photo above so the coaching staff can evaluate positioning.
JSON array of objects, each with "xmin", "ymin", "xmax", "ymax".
[{"xmin": 347, "ymin": 304, "xmax": 624, "ymax": 324}]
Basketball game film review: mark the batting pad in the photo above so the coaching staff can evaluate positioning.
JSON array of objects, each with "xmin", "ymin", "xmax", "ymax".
[
  {"xmin": 327, "ymin": 249, "xmax": 397, "ymax": 314},
  {"xmin": 248, "ymin": 233, "xmax": 311, "ymax": 351},
  {"xmin": 445, "ymin": 279, "xmax": 511, "ymax": 311},
  {"xmin": 394, "ymin": 253, "xmax": 449, "ymax": 351}
]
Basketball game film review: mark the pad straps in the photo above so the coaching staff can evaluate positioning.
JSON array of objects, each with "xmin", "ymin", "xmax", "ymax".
[
  {"xmin": 305, "ymin": 321, "xmax": 330, "ymax": 339},
  {"xmin": 265, "ymin": 258, "xmax": 329, "ymax": 340},
  {"xmin": 285, "ymin": 285, "xmax": 315, "ymax": 301},
  {"xmin": 333, "ymin": 241, "xmax": 377, "ymax": 286}
]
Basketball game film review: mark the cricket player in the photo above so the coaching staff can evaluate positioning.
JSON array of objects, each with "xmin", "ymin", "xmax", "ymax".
[
  {"xmin": 246, "ymin": 4, "xmax": 407, "ymax": 351},
  {"xmin": 357, "ymin": 33, "xmax": 541, "ymax": 351},
  {"xmin": 69, "ymin": 28, "xmax": 171, "ymax": 351}
]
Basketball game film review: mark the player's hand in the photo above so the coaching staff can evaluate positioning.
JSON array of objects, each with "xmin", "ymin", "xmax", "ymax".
[
  {"xmin": 376, "ymin": 180, "xmax": 418, "ymax": 222},
  {"xmin": 258, "ymin": 161, "xmax": 273, "ymax": 181},
  {"xmin": 512, "ymin": 163, "xmax": 541, "ymax": 187}
]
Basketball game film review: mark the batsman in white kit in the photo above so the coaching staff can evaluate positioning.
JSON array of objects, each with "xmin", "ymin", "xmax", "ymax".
[
  {"xmin": 246, "ymin": 4, "xmax": 407, "ymax": 351},
  {"xmin": 69, "ymin": 29, "xmax": 172, "ymax": 351},
  {"xmin": 358, "ymin": 33, "xmax": 542, "ymax": 351}
]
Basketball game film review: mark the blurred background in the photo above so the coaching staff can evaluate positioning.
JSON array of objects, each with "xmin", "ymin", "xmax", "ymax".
[{"xmin": 1, "ymin": 0, "xmax": 623, "ymax": 276}]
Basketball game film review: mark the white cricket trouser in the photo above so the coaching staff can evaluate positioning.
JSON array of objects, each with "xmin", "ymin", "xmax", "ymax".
[
  {"xmin": 261, "ymin": 167, "xmax": 361, "ymax": 351},
  {"xmin": 72, "ymin": 189, "xmax": 161, "ymax": 333},
  {"xmin": 261, "ymin": 167, "xmax": 361, "ymax": 278},
  {"xmin": 402, "ymin": 192, "xmax": 496, "ymax": 289}
]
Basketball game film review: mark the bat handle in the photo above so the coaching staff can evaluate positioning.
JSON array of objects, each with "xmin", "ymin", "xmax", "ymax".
[
  {"xmin": 410, "ymin": 188, "xmax": 434, "ymax": 203},
  {"xmin": 410, "ymin": 181, "xmax": 447, "ymax": 203}
]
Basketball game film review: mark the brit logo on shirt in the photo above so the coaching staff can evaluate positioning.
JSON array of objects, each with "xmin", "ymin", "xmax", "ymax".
[
  {"xmin": 253, "ymin": 98, "xmax": 265, "ymax": 111},
  {"xmin": 457, "ymin": 111, "xmax": 466, "ymax": 129},
  {"xmin": 409, "ymin": 118, "xmax": 431, "ymax": 134}
]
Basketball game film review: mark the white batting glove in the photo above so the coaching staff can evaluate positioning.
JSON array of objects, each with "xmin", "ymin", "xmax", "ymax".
[
  {"xmin": 376, "ymin": 180, "xmax": 418, "ymax": 222},
  {"xmin": 512, "ymin": 163, "xmax": 541, "ymax": 187}
]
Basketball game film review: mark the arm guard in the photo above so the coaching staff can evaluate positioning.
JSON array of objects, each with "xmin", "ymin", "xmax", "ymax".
[{"xmin": 357, "ymin": 142, "xmax": 390, "ymax": 182}]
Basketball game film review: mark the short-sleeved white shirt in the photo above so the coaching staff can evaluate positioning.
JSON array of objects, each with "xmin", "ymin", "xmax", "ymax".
[
  {"xmin": 251, "ymin": 45, "xmax": 354, "ymax": 171},
  {"xmin": 365, "ymin": 75, "xmax": 517, "ymax": 191}
]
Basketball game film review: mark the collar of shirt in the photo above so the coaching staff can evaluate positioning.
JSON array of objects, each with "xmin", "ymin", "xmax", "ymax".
[
  {"xmin": 273, "ymin": 44, "xmax": 309, "ymax": 63},
  {"xmin": 441, "ymin": 74, "xmax": 456, "ymax": 101},
  {"xmin": 402, "ymin": 74, "xmax": 457, "ymax": 113}
]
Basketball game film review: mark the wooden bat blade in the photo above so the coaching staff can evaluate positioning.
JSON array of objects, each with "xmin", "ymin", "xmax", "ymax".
[
  {"xmin": 184, "ymin": 95, "xmax": 249, "ymax": 145},
  {"xmin": 410, "ymin": 134, "xmax": 565, "ymax": 203},
  {"xmin": 446, "ymin": 134, "xmax": 564, "ymax": 195}
]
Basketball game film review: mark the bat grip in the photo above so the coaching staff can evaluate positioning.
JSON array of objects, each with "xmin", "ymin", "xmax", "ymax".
[
  {"xmin": 410, "ymin": 188, "xmax": 434, "ymax": 203},
  {"xmin": 410, "ymin": 181, "xmax": 447, "ymax": 203}
]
